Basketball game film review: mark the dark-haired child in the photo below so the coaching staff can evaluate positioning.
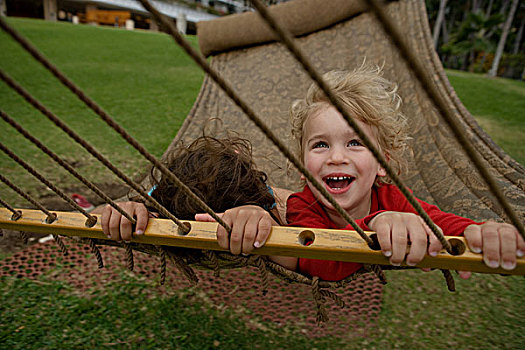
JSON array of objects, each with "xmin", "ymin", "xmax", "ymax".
[{"xmin": 100, "ymin": 136, "xmax": 296, "ymax": 269}]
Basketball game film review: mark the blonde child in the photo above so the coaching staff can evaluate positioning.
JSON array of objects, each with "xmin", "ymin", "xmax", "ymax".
[
  {"xmin": 283, "ymin": 65, "xmax": 523, "ymax": 281},
  {"xmin": 101, "ymin": 67, "xmax": 523, "ymax": 281}
]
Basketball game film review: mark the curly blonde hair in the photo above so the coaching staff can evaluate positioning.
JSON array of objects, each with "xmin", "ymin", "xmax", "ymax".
[{"xmin": 290, "ymin": 64, "xmax": 409, "ymax": 184}]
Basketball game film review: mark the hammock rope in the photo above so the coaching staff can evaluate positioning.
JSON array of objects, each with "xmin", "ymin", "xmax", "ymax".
[
  {"xmin": 158, "ymin": 245, "xmax": 167, "ymax": 285},
  {"xmin": 249, "ymin": 0, "xmax": 457, "ymax": 284},
  {"xmin": 366, "ymin": 0, "xmax": 524, "ymax": 237},
  {"xmin": 0, "ymin": 16, "xmax": 231, "ymax": 236},
  {"xmin": 0, "ymin": 109, "xmax": 137, "ymax": 225},
  {"xmin": 0, "ymin": 174, "xmax": 56, "ymax": 224},
  {"xmin": 0, "ymin": 198, "xmax": 22, "ymax": 220},
  {"xmin": 0, "ymin": 143, "xmax": 96, "ymax": 226},
  {"xmin": 0, "ymin": 69, "xmax": 188, "ymax": 231},
  {"xmin": 0, "ymin": 0, "xmax": 522, "ymax": 322},
  {"xmin": 88, "ymin": 238, "xmax": 104, "ymax": 269},
  {"xmin": 125, "ymin": 243, "xmax": 134, "ymax": 271},
  {"xmin": 0, "ymin": 177, "xmax": 70, "ymax": 257},
  {"xmin": 137, "ymin": 0, "xmax": 374, "ymax": 247}
]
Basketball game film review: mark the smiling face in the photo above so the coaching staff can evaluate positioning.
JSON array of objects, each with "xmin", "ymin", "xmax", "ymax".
[{"xmin": 302, "ymin": 105, "xmax": 386, "ymax": 227}]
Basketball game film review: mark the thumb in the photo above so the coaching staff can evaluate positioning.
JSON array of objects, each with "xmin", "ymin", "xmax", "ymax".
[{"xmin": 195, "ymin": 213, "xmax": 222, "ymax": 222}]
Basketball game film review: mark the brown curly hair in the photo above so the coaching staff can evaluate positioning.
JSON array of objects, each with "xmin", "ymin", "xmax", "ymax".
[{"xmin": 148, "ymin": 136, "xmax": 275, "ymax": 220}]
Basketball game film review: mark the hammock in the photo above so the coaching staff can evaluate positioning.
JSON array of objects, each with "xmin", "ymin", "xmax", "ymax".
[
  {"xmin": 0, "ymin": 0, "xmax": 524, "ymax": 325},
  {"xmin": 173, "ymin": 0, "xmax": 524, "ymax": 223}
]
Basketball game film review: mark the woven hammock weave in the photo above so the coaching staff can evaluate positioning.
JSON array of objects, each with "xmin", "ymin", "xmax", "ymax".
[{"xmin": 170, "ymin": 0, "xmax": 524, "ymax": 224}]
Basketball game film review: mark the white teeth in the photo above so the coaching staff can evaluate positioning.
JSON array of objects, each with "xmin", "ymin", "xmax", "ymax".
[{"xmin": 327, "ymin": 176, "xmax": 352, "ymax": 181}]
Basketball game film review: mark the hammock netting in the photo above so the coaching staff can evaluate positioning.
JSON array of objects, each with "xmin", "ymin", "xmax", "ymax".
[
  {"xmin": 1, "ymin": 0, "xmax": 524, "ymax": 331},
  {"xmin": 173, "ymin": 0, "xmax": 524, "ymax": 223}
]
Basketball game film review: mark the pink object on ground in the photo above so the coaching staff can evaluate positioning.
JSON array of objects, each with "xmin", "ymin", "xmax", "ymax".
[{"xmin": 71, "ymin": 194, "xmax": 95, "ymax": 212}]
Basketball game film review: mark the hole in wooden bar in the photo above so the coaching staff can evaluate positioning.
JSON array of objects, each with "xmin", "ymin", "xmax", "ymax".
[
  {"xmin": 46, "ymin": 213, "xmax": 57, "ymax": 224},
  {"xmin": 11, "ymin": 210, "xmax": 22, "ymax": 221},
  {"xmin": 178, "ymin": 222, "xmax": 191, "ymax": 236},
  {"xmin": 448, "ymin": 238, "xmax": 466, "ymax": 256},
  {"xmin": 84, "ymin": 215, "xmax": 96, "ymax": 227},
  {"xmin": 368, "ymin": 233, "xmax": 381, "ymax": 251},
  {"xmin": 298, "ymin": 230, "xmax": 315, "ymax": 246}
]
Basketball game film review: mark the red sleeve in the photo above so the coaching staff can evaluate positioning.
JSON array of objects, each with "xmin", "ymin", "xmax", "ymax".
[
  {"xmin": 287, "ymin": 187, "xmax": 365, "ymax": 281},
  {"xmin": 361, "ymin": 184, "xmax": 480, "ymax": 236}
]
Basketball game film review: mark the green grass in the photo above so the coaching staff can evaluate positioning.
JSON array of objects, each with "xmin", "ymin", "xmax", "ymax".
[
  {"xmin": 0, "ymin": 18, "xmax": 203, "ymax": 206},
  {"xmin": 1, "ymin": 18, "xmax": 524, "ymax": 349},
  {"xmin": 1, "ymin": 269, "xmax": 523, "ymax": 349},
  {"xmin": 446, "ymin": 69, "xmax": 525, "ymax": 165}
]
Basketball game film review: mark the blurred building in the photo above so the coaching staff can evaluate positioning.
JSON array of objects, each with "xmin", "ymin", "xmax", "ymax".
[
  {"xmin": 3, "ymin": 0, "xmax": 226, "ymax": 33},
  {"xmin": 2, "ymin": 0, "xmax": 290, "ymax": 33}
]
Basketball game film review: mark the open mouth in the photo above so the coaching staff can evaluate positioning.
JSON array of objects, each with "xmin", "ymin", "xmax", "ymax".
[{"xmin": 323, "ymin": 175, "xmax": 355, "ymax": 192}]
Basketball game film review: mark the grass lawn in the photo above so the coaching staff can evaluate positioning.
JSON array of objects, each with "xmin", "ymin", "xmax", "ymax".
[
  {"xmin": 0, "ymin": 17, "xmax": 203, "ymax": 206},
  {"xmin": 1, "ymin": 18, "xmax": 524, "ymax": 349},
  {"xmin": 446, "ymin": 69, "xmax": 525, "ymax": 165}
]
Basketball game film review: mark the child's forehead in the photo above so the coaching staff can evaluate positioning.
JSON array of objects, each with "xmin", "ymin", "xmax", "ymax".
[{"xmin": 304, "ymin": 106, "xmax": 368, "ymax": 132}]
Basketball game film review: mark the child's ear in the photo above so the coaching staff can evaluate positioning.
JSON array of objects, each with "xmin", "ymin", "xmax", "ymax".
[
  {"xmin": 300, "ymin": 174, "xmax": 306, "ymax": 181},
  {"xmin": 377, "ymin": 165, "xmax": 386, "ymax": 177}
]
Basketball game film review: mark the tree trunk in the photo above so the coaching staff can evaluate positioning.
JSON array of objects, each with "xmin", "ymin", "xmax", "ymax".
[
  {"xmin": 441, "ymin": 13, "xmax": 449, "ymax": 43},
  {"xmin": 489, "ymin": 0, "xmax": 519, "ymax": 77},
  {"xmin": 486, "ymin": 0, "xmax": 494, "ymax": 16},
  {"xmin": 513, "ymin": 17, "xmax": 524, "ymax": 54},
  {"xmin": 471, "ymin": 0, "xmax": 481, "ymax": 12},
  {"xmin": 433, "ymin": 0, "xmax": 448, "ymax": 49}
]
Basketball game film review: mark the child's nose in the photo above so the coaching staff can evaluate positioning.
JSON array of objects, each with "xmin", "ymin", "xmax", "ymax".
[{"xmin": 328, "ymin": 147, "xmax": 349, "ymax": 164}]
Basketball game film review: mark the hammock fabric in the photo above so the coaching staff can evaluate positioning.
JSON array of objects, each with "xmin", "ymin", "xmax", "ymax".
[{"xmin": 171, "ymin": 0, "xmax": 525, "ymax": 224}]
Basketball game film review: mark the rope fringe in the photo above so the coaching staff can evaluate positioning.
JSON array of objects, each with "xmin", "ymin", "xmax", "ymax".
[
  {"xmin": 53, "ymin": 234, "xmax": 69, "ymax": 256},
  {"xmin": 125, "ymin": 244, "xmax": 134, "ymax": 271},
  {"xmin": 89, "ymin": 239, "xmax": 104, "ymax": 269},
  {"xmin": 158, "ymin": 246, "xmax": 167, "ymax": 285},
  {"xmin": 441, "ymin": 269, "xmax": 456, "ymax": 292}
]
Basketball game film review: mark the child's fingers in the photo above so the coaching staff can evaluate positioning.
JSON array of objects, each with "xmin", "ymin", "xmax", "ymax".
[
  {"xmin": 463, "ymin": 225, "xmax": 482, "ymax": 253},
  {"xmin": 371, "ymin": 217, "xmax": 393, "ymax": 258},
  {"xmin": 228, "ymin": 212, "xmax": 247, "ymax": 255},
  {"xmin": 215, "ymin": 211, "xmax": 231, "ymax": 251},
  {"xmin": 405, "ymin": 219, "xmax": 428, "ymax": 266},
  {"xmin": 390, "ymin": 223, "xmax": 408, "ymax": 266},
  {"xmin": 195, "ymin": 213, "xmax": 222, "ymax": 222},
  {"xmin": 101, "ymin": 204, "xmax": 112, "ymax": 237},
  {"xmin": 241, "ymin": 218, "xmax": 258, "ymax": 254},
  {"xmin": 480, "ymin": 224, "xmax": 500, "ymax": 269},
  {"xmin": 457, "ymin": 271, "xmax": 472, "ymax": 279},
  {"xmin": 134, "ymin": 204, "xmax": 149, "ymax": 235},
  {"xmin": 254, "ymin": 215, "xmax": 273, "ymax": 249},
  {"xmin": 423, "ymin": 218, "xmax": 443, "ymax": 257},
  {"xmin": 108, "ymin": 208, "xmax": 124, "ymax": 242},
  {"xmin": 498, "ymin": 224, "xmax": 518, "ymax": 270},
  {"xmin": 119, "ymin": 215, "xmax": 133, "ymax": 243},
  {"xmin": 517, "ymin": 232, "xmax": 525, "ymax": 258},
  {"xmin": 216, "ymin": 224, "xmax": 230, "ymax": 251}
]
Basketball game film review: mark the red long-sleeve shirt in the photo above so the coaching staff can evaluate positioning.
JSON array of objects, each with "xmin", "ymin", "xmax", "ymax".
[{"xmin": 286, "ymin": 184, "xmax": 478, "ymax": 281}]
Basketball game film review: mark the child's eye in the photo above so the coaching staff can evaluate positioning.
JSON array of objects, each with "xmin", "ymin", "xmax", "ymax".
[
  {"xmin": 312, "ymin": 141, "xmax": 329, "ymax": 149},
  {"xmin": 348, "ymin": 139, "xmax": 362, "ymax": 147}
]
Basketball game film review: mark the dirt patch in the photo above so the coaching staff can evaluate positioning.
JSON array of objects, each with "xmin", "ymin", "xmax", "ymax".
[{"xmin": 0, "ymin": 182, "xmax": 129, "ymax": 255}]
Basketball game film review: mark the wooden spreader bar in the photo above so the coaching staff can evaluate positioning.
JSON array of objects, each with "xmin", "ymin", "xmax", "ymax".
[{"xmin": 1, "ymin": 208, "xmax": 523, "ymax": 275}]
